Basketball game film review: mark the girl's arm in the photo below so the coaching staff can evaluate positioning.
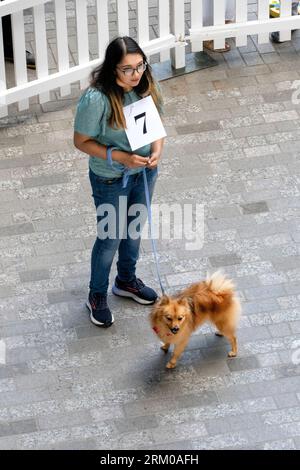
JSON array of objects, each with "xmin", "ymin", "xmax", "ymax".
[
  {"xmin": 73, "ymin": 132, "xmax": 148, "ymax": 169},
  {"xmin": 147, "ymin": 137, "xmax": 165, "ymax": 169}
]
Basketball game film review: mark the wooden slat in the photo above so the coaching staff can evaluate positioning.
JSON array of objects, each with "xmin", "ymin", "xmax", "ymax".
[
  {"xmin": 33, "ymin": 3, "xmax": 49, "ymax": 104},
  {"xmin": 213, "ymin": 0, "xmax": 226, "ymax": 50},
  {"xmin": 117, "ymin": 0, "xmax": 129, "ymax": 36},
  {"xmin": 2, "ymin": 58, "xmax": 103, "ymax": 105},
  {"xmin": 0, "ymin": 18, "xmax": 8, "ymax": 117},
  {"xmin": 258, "ymin": 0, "xmax": 270, "ymax": 43},
  {"xmin": 142, "ymin": 34, "xmax": 175, "ymax": 56},
  {"xmin": 280, "ymin": 0, "xmax": 292, "ymax": 42},
  {"xmin": 159, "ymin": 0, "xmax": 170, "ymax": 60},
  {"xmin": 54, "ymin": 0, "xmax": 70, "ymax": 97},
  {"xmin": 170, "ymin": 0, "xmax": 185, "ymax": 69},
  {"xmin": 236, "ymin": 0, "xmax": 248, "ymax": 47},
  {"xmin": 11, "ymin": 11, "xmax": 29, "ymax": 111},
  {"xmin": 190, "ymin": 0, "xmax": 203, "ymax": 52},
  {"xmin": 0, "ymin": 0, "xmax": 49, "ymax": 17},
  {"xmin": 75, "ymin": 0, "xmax": 89, "ymax": 89},
  {"xmin": 137, "ymin": 0, "xmax": 149, "ymax": 45},
  {"xmin": 96, "ymin": 0, "xmax": 109, "ymax": 62}
]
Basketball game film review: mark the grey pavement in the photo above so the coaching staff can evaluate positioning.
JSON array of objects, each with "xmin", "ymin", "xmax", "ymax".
[{"xmin": 0, "ymin": 0, "xmax": 300, "ymax": 451}]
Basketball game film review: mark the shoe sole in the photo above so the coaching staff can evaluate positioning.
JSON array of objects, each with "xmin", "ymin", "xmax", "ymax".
[
  {"xmin": 112, "ymin": 285, "xmax": 156, "ymax": 305},
  {"xmin": 85, "ymin": 300, "xmax": 114, "ymax": 327}
]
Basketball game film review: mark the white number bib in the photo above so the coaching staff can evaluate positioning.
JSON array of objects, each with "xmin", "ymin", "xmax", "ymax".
[{"xmin": 123, "ymin": 95, "xmax": 166, "ymax": 151}]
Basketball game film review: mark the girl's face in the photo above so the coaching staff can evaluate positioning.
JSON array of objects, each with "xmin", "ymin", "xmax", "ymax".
[{"xmin": 116, "ymin": 53, "xmax": 146, "ymax": 91}]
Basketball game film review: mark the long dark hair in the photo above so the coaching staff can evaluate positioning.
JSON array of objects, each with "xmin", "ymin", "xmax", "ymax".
[{"xmin": 90, "ymin": 36, "xmax": 162, "ymax": 129}]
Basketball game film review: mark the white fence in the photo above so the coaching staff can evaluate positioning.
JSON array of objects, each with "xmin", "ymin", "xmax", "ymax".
[{"xmin": 1, "ymin": 0, "xmax": 300, "ymax": 117}]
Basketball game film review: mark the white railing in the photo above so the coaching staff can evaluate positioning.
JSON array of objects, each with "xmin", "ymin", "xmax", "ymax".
[
  {"xmin": 1, "ymin": 0, "xmax": 300, "ymax": 117},
  {"xmin": 190, "ymin": 0, "xmax": 300, "ymax": 51},
  {"xmin": 0, "ymin": 0, "xmax": 181, "ymax": 117}
]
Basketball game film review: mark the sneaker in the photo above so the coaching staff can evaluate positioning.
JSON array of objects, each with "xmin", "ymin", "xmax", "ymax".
[
  {"xmin": 112, "ymin": 277, "xmax": 158, "ymax": 305},
  {"xmin": 86, "ymin": 292, "xmax": 114, "ymax": 327}
]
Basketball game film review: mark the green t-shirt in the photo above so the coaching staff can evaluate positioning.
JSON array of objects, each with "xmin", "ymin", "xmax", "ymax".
[{"xmin": 74, "ymin": 87, "xmax": 154, "ymax": 178}]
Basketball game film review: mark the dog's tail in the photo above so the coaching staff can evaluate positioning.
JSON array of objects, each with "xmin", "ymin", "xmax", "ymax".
[
  {"xmin": 205, "ymin": 271, "xmax": 236, "ymax": 295},
  {"xmin": 204, "ymin": 271, "xmax": 241, "ymax": 321}
]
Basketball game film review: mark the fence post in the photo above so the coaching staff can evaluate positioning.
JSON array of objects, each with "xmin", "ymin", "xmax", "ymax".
[
  {"xmin": 75, "ymin": 0, "xmax": 89, "ymax": 89},
  {"xmin": 137, "ymin": 0, "xmax": 149, "ymax": 47},
  {"xmin": 0, "ymin": 20, "xmax": 7, "ymax": 117},
  {"xmin": 170, "ymin": 0, "xmax": 185, "ymax": 69},
  {"xmin": 190, "ymin": 0, "xmax": 203, "ymax": 52},
  {"xmin": 213, "ymin": 0, "xmax": 226, "ymax": 50},
  {"xmin": 96, "ymin": 0, "xmax": 109, "ymax": 62},
  {"xmin": 159, "ymin": 0, "xmax": 170, "ymax": 61},
  {"xmin": 280, "ymin": 0, "xmax": 292, "ymax": 42},
  {"xmin": 11, "ymin": 10, "xmax": 29, "ymax": 111},
  {"xmin": 54, "ymin": 0, "xmax": 71, "ymax": 97},
  {"xmin": 236, "ymin": 0, "xmax": 248, "ymax": 47},
  {"xmin": 33, "ymin": 3, "xmax": 50, "ymax": 104},
  {"xmin": 258, "ymin": 0, "xmax": 270, "ymax": 43},
  {"xmin": 117, "ymin": 0, "xmax": 129, "ymax": 36}
]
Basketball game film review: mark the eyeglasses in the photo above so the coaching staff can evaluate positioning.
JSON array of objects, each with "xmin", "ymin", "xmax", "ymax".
[{"xmin": 117, "ymin": 63, "xmax": 147, "ymax": 77}]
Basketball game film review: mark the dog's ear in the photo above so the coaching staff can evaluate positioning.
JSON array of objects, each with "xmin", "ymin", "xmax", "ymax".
[
  {"xmin": 158, "ymin": 295, "xmax": 171, "ymax": 306},
  {"xmin": 178, "ymin": 297, "xmax": 194, "ymax": 311},
  {"xmin": 150, "ymin": 295, "xmax": 170, "ymax": 323}
]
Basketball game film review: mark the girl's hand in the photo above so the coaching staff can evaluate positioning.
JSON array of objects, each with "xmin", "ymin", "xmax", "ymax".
[
  {"xmin": 112, "ymin": 151, "xmax": 148, "ymax": 169},
  {"xmin": 146, "ymin": 152, "xmax": 160, "ymax": 169}
]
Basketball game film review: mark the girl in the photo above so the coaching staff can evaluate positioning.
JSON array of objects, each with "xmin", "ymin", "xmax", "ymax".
[{"xmin": 74, "ymin": 36, "xmax": 164, "ymax": 328}]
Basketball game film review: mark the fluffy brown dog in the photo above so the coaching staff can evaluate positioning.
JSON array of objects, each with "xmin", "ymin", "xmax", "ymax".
[{"xmin": 150, "ymin": 272, "xmax": 241, "ymax": 369}]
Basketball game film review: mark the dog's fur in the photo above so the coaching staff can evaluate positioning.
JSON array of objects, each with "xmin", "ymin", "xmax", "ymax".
[{"xmin": 150, "ymin": 272, "xmax": 241, "ymax": 369}]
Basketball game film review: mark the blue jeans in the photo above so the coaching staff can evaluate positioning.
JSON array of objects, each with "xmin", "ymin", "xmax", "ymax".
[{"xmin": 89, "ymin": 167, "xmax": 158, "ymax": 295}]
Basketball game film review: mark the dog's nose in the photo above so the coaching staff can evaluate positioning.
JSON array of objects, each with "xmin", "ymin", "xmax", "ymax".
[{"xmin": 171, "ymin": 326, "xmax": 179, "ymax": 334}]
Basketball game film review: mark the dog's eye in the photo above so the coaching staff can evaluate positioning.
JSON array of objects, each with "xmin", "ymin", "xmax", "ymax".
[
  {"xmin": 178, "ymin": 317, "xmax": 183, "ymax": 321},
  {"xmin": 166, "ymin": 317, "xmax": 172, "ymax": 321}
]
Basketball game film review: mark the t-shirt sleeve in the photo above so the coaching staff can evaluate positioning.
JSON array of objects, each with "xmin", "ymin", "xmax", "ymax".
[{"xmin": 74, "ymin": 88, "xmax": 106, "ymax": 138}]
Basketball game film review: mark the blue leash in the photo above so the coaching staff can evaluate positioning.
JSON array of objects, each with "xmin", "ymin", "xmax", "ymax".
[
  {"xmin": 142, "ymin": 166, "xmax": 166, "ymax": 296},
  {"xmin": 106, "ymin": 147, "xmax": 166, "ymax": 296}
]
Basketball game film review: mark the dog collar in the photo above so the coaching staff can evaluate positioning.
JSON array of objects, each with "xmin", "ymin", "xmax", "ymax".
[{"xmin": 152, "ymin": 326, "xmax": 172, "ymax": 337}]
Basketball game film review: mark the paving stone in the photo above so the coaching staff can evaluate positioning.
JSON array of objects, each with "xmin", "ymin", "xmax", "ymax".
[
  {"xmin": 22, "ymin": 174, "xmax": 69, "ymax": 189},
  {"xmin": 205, "ymin": 412, "xmax": 262, "ymax": 435},
  {"xmin": 241, "ymin": 201, "xmax": 269, "ymax": 215},
  {"xmin": 227, "ymin": 356, "xmax": 260, "ymax": 372},
  {"xmin": 19, "ymin": 269, "xmax": 50, "ymax": 283},
  {"xmin": 37, "ymin": 410, "xmax": 93, "ymax": 431},
  {"xmin": 208, "ymin": 254, "xmax": 242, "ymax": 267},
  {"xmin": 50, "ymin": 438, "xmax": 98, "ymax": 450},
  {"xmin": 0, "ymin": 419, "xmax": 37, "ymax": 437},
  {"xmin": 268, "ymin": 323, "xmax": 292, "ymax": 338},
  {"xmin": 263, "ymin": 438, "xmax": 297, "ymax": 450},
  {"xmin": 0, "ymin": 223, "xmax": 35, "ymax": 237}
]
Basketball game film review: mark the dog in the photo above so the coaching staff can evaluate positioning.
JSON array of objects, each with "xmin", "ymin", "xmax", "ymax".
[{"xmin": 150, "ymin": 271, "xmax": 241, "ymax": 369}]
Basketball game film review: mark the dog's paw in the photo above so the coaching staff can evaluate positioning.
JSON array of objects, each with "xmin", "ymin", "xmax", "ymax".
[
  {"xmin": 228, "ymin": 351, "xmax": 237, "ymax": 358},
  {"xmin": 166, "ymin": 361, "xmax": 176, "ymax": 369},
  {"xmin": 160, "ymin": 344, "xmax": 169, "ymax": 353}
]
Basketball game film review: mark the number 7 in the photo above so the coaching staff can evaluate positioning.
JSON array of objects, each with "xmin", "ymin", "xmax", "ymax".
[{"xmin": 134, "ymin": 112, "xmax": 147, "ymax": 134}]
